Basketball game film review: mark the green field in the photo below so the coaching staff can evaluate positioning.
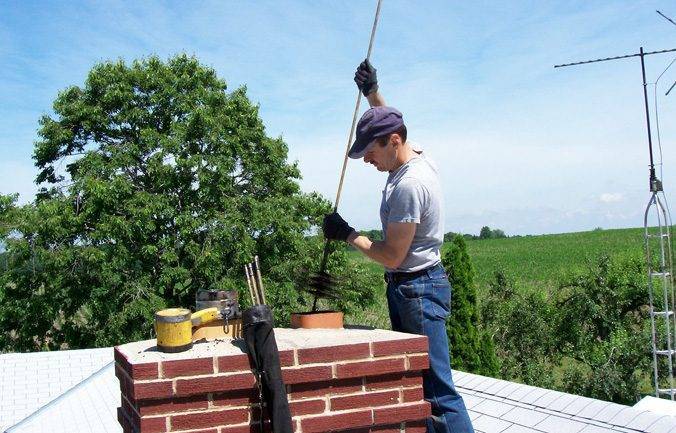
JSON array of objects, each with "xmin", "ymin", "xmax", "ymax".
[{"xmin": 345, "ymin": 227, "xmax": 651, "ymax": 327}]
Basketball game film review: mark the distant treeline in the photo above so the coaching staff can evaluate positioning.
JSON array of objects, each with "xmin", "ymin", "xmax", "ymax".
[{"xmin": 361, "ymin": 226, "xmax": 509, "ymax": 242}]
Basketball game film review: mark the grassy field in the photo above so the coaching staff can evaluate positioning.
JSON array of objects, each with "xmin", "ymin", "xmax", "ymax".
[
  {"xmin": 464, "ymin": 227, "xmax": 648, "ymax": 294},
  {"xmin": 345, "ymin": 227, "xmax": 650, "ymax": 327}
]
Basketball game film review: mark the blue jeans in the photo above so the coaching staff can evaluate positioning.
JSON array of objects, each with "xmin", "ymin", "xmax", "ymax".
[{"xmin": 386, "ymin": 263, "xmax": 475, "ymax": 433}]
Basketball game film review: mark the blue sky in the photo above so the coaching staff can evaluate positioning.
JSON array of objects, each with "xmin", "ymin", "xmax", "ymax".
[{"xmin": 1, "ymin": 1, "xmax": 676, "ymax": 235}]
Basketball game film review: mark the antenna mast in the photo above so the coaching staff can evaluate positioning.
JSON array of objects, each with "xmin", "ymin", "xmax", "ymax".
[{"xmin": 556, "ymin": 45, "xmax": 676, "ymax": 400}]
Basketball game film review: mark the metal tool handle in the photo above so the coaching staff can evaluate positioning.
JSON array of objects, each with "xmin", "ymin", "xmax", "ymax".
[{"xmin": 319, "ymin": 0, "xmax": 383, "ymax": 274}]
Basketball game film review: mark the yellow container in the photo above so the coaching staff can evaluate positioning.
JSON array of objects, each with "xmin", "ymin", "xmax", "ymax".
[
  {"xmin": 155, "ymin": 308, "xmax": 193, "ymax": 353},
  {"xmin": 155, "ymin": 307, "xmax": 222, "ymax": 353}
]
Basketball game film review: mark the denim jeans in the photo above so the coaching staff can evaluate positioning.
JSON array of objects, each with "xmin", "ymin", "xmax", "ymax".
[{"xmin": 385, "ymin": 263, "xmax": 475, "ymax": 433}]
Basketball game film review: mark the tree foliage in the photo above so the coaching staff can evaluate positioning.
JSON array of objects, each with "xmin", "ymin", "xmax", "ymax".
[
  {"xmin": 481, "ymin": 271, "xmax": 557, "ymax": 388},
  {"xmin": 555, "ymin": 255, "xmax": 650, "ymax": 403},
  {"xmin": 442, "ymin": 234, "xmax": 499, "ymax": 376},
  {"xmin": 482, "ymin": 254, "xmax": 651, "ymax": 404},
  {"xmin": 479, "ymin": 226, "xmax": 507, "ymax": 240},
  {"xmin": 0, "ymin": 55, "xmax": 377, "ymax": 351}
]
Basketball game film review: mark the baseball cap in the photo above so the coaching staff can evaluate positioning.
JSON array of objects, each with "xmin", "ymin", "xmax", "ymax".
[{"xmin": 348, "ymin": 106, "xmax": 404, "ymax": 159}]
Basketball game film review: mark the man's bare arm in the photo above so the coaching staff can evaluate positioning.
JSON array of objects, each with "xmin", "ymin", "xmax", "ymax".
[{"xmin": 347, "ymin": 222, "xmax": 415, "ymax": 269}]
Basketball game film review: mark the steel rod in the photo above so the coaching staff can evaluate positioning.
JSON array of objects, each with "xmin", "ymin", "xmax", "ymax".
[
  {"xmin": 554, "ymin": 47, "xmax": 676, "ymax": 68},
  {"xmin": 657, "ymin": 10, "xmax": 676, "ymax": 27}
]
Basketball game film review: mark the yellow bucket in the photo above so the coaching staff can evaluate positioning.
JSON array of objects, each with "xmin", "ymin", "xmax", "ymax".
[
  {"xmin": 154, "ymin": 307, "xmax": 222, "ymax": 353},
  {"xmin": 155, "ymin": 308, "xmax": 193, "ymax": 353}
]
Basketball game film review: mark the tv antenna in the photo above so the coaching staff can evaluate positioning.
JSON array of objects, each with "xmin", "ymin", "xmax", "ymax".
[
  {"xmin": 555, "ymin": 45, "xmax": 676, "ymax": 400},
  {"xmin": 657, "ymin": 11, "xmax": 676, "ymax": 96}
]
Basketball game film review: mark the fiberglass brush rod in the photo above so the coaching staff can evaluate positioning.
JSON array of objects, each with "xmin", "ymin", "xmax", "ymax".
[{"xmin": 318, "ymin": 0, "xmax": 383, "ymax": 274}]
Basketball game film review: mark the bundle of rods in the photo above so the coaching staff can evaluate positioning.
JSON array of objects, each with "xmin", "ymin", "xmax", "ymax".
[{"xmin": 244, "ymin": 255, "xmax": 267, "ymax": 306}]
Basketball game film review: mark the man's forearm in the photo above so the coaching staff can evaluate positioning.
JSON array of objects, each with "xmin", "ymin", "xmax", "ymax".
[
  {"xmin": 347, "ymin": 232, "xmax": 400, "ymax": 269},
  {"xmin": 367, "ymin": 91, "xmax": 386, "ymax": 107}
]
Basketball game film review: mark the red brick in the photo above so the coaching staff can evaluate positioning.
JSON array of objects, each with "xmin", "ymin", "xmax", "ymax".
[
  {"xmin": 221, "ymin": 425, "xmax": 258, "ymax": 433},
  {"xmin": 135, "ymin": 394, "xmax": 208, "ymax": 415},
  {"xmin": 131, "ymin": 362, "xmax": 160, "ymax": 380},
  {"xmin": 287, "ymin": 377, "xmax": 363, "ymax": 400},
  {"xmin": 331, "ymin": 390, "xmax": 399, "ymax": 411},
  {"xmin": 289, "ymin": 398, "xmax": 326, "ymax": 416},
  {"xmin": 298, "ymin": 343, "xmax": 370, "ymax": 364},
  {"xmin": 173, "ymin": 429, "xmax": 218, "ymax": 433},
  {"xmin": 404, "ymin": 419, "xmax": 427, "ymax": 433},
  {"xmin": 365, "ymin": 372, "xmax": 422, "ymax": 391},
  {"xmin": 336, "ymin": 358, "xmax": 406, "ymax": 379},
  {"xmin": 136, "ymin": 415, "xmax": 166, "ymax": 433},
  {"xmin": 121, "ymin": 394, "xmax": 136, "ymax": 417},
  {"xmin": 115, "ymin": 348, "xmax": 160, "ymax": 380},
  {"xmin": 407, "ymin": 354, "xmax": 429, "ymax": 371},
  {"xmin": 279, "ymin": 350, "xmax": 296, "ymax": 367},
  {"xmin": 115, "ymin": 363, "xmax": 128, "ymax": 381},
  {"xmin": 282, "ymin": 365, "xmax": 333, "ymax": 384},
  {"xmin": 228, "ymin": 419, "xmax": 298, "ymax": 433},
  {"xmin": 175, "ymin": 373, "xmax": 255, "ymax": 396},
  {"xmin": 371, "ymin": 337, "xmax": 428, "ymax": 357},
  {"xmin": 131, "ymin": 380, "xmax": 173, "ymax": 400},
  {"xmin": 402, "ymin": 387, "xmax": 424, "ymax": 403},
  {"xmin": 300, "ymin": 409, "xmax": 373, "ymax": 433},
  {"xmin": 114, "ymin": 346, "xmax": 129, "ymax": 368},
  {"xmin": 217, "ymin": 353, "xmax": 251, "ymax": 373},
  {"xmin": 372, "ymin": 425, "xmax": 403, "ymax": 433},
  {"xmin": 335, "ymin": 427, "xmax": 371, "ymax": 433},
  {"xmin": 171, "ymin": 408, "xmax": 248, "ymax": 430},
  {"xmin": 212, "ymin": 388, "xmax": 258, "ymax": 407},
  {"xmin": 221, "ymin": 425, "xmax": 257, "ymax": 433},
  {"xmin": 162, "ymin": 357, "xmax": 214, "ymax": 378},
  {"xmin": 373, "ymin": 401, "xmax": 430, "ymax": 425}
]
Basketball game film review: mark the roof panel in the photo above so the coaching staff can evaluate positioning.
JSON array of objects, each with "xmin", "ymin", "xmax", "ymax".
[
  {"xmin": 534, "ymin": 414, "xmax": 587, "ymax": 433},
  {"xmin": 501, "ymin": 406, "xmax": 549, "ymax": 428},
  {"xmin": 472, "ymin": 414, "xmax": 513, "ymax": 433},
  {"xmin": 0, "ymin": 348, "xmax": 112, "ymax": 432}
]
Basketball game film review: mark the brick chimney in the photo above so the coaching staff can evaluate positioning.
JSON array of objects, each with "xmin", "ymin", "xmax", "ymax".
[{"xmin": 114, "ymin": 328, "xmax": 431, "ymax": 433}]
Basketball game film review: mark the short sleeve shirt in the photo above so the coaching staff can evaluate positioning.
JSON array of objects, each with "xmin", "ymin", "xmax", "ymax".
[{"xmin": 380, "ymin": 152, "xmax": 444, "ymax": 272}]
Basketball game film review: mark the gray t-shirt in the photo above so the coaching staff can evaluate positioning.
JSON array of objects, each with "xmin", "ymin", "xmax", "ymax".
[{"xmin": 380, "ymin": 152, "xmax": 444, "ymax": 272}]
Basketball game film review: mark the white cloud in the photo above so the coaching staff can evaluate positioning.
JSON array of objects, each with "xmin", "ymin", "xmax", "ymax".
[{"xmin": 600, "ymin": 193, "xmax": 623, "ymax": 203}]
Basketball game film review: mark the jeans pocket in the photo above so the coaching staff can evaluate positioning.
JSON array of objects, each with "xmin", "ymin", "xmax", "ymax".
[{"xmin": 397, "ymin": 283, "xmax": 424, "ymax": 299}]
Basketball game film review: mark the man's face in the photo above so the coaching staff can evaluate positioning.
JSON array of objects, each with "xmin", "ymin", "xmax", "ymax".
[{"xmin": 363, "ymin": 137, "xmax": 396, "ymax": 172}]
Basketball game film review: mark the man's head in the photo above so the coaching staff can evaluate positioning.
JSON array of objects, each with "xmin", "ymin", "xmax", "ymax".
[
  {"xmin": 348, "ymin": 106, "xmax": 410, "ymax": 172},
  {"xmin": 362, "ymin": 126, "xmax": 408, "ymax": 172}
]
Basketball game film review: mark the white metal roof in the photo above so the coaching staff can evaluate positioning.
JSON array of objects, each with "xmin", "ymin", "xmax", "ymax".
[
  {"xmin": 1, "ymin": 347, "xmax": 675, "ymax": 433},
  {"xmin": 453, "ymin": 370, "xmax": 676, "ymax": 433},
  {"xmin": 0, "ymin": 347, "xmax": 112, "ymax": 432}
]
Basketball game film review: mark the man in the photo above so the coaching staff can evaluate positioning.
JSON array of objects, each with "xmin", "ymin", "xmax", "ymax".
[{"xmin": 322, "ymin": 60, "xmax": 475, "ymax": 433}]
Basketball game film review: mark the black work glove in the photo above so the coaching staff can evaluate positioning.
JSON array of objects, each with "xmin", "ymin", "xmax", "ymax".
[
  {"xmin": 354, "ymin": 59, "xmax": 378, "ymax": 97},
  {"xmin": 322, "ymin": 212, "xmax": 355, "ymax": 242}
]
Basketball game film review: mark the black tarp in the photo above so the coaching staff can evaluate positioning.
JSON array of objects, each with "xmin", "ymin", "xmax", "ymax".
[{"xmin": 242, "ymin": 304, "xmax": 293, "ymax": 433}]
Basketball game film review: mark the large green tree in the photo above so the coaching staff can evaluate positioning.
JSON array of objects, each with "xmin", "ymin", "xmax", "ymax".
[
  {"xmin": 442, "ymin": 234, "xmax": 499, "ymax": 376},
  {"xmin": 0, "ymin": 55, "xmax": 377, "ymax": 351}
]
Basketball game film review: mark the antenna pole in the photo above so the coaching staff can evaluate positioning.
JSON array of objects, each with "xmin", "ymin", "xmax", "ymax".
[
  {"xmin": 639, "ymin": 47, "xmax": 658, "ymax": 190},
  {"xmin": 555, "ymin": 46, "xmax": 676, "ymax": 191}
]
